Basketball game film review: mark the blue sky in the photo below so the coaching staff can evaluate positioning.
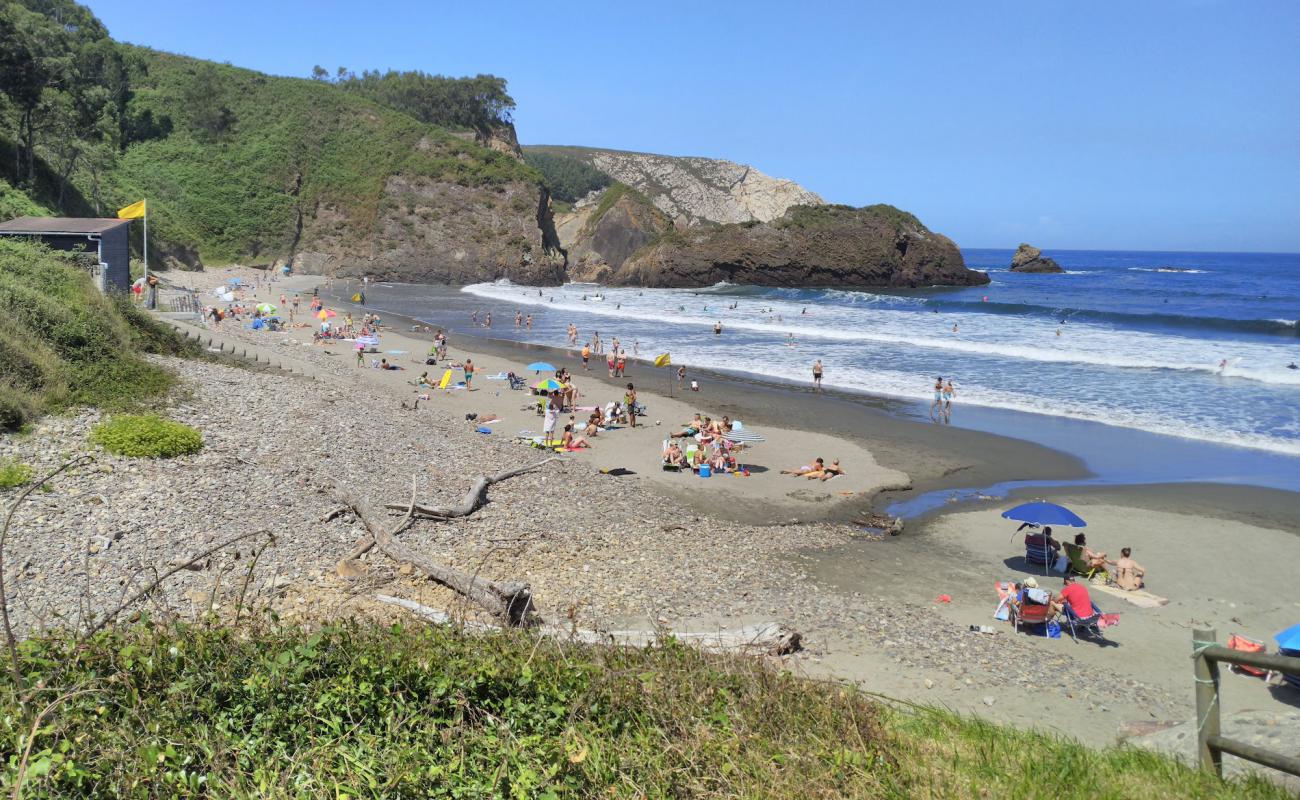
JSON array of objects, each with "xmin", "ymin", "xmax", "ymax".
[{"xmin": 90, "ymin": 1, "xmax": 1299, "ymax": 252}]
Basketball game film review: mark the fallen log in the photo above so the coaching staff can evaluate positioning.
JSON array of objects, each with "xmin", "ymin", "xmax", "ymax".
[
  {"xmin": 333, "ymin": 484, "xmax": 539, "ymax": 626},
  {"xmin": 375, "ymin": 594, "xmax": 801, "ymax": 656},
  {"xmin": 341, "ymin": 457, "xmax": 563, "ymax": 565}
]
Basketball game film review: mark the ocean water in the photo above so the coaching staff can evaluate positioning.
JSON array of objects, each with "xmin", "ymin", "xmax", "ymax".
[{"xmin": 442, "ymin": 249, "xmax": 1299, "ymax": 458}]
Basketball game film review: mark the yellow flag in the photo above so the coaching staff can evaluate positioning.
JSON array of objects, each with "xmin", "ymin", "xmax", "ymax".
[
  {"xmin": 117, "ymin": 199, "xmax": 146, "ymax": 219},
  {"xmin": 351, "ymin": 293, "xmax": 362, "ymax": 302},
  {"xmin": 653, "ymin": 353, "xmax": 671, "ymax": 368}
]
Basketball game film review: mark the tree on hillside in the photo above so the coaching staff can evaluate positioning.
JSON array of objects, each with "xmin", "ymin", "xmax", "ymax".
[
  {"xmin": 334, "ymin": 70, "xmax": 516, "ymax": 136},
  {"xmin": 181, "ymin": 63, "xmax": 235, "ymax": 141}
]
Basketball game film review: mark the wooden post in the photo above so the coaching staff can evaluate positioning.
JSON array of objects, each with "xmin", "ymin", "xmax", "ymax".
[{"xmin": 1193, "ymin": 628, "xmax": 1222, "ymax": 776}]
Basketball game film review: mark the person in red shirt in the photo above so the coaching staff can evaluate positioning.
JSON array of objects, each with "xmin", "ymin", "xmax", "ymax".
[{"xmin": 1055, "ymin": 575, "xmax": 1096, "ymax": 620}]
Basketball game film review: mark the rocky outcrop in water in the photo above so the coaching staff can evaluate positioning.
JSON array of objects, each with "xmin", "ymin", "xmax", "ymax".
[
  {"xmin": 613, "ymin": 204, "xmax": 989, "ymax": 289},
  {"xmin": 1008, "ymin": 243, "xmax": 1063, "ymax": 273},
  {"xmin": 524, "ymin": 146, "xmax": 823, "ymax": 226}
]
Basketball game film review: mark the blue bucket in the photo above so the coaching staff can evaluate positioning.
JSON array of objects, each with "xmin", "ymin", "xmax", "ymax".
[{"xmin": 699, "ymin": 464, "xmax": 712, "ymax": 478}]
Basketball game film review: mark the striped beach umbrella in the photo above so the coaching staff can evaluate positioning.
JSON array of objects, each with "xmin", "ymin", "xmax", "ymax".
[
  {"xmin": 533, "ymin": 378, "xmax": 563, "ymax": 391},
  {"xmin": 723, "ymin": 429, "xmax": 765, "ymax": 444},
  {"xmin": 256, "ymin": 303, "xmax": 277, "ymax": 315}
]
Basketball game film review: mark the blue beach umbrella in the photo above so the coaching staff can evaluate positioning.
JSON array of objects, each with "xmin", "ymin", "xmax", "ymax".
[
  {"xmin": 1276, "ymin": 623, "xmax": 1300, "ymax": 652},
  {"xmin": 527, "ymin": 361, "xmax": 556, "ymax": 373},
  {"xmin": 1000, "ymin": 501, "xmax": 1087, "ymax": 528}
]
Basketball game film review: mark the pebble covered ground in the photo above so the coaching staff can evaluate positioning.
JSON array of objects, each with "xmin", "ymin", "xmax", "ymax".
[{"xmin": 2, "ymin": 351, "xmax": 1187, "ymax": 717}]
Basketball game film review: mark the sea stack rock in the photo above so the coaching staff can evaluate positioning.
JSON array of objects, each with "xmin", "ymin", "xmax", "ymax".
[{"xmin": 1009, "ymin": 243, "xmax": 1064, "ymax": 273}]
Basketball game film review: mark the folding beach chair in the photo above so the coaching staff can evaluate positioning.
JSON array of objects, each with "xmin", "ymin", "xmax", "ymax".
[
  {"xmin": 1062, "ymin": 542, "xmax": 1108, "ymax": 581},
  {"xmin": 1024, "ymin": 532, "xmax": 1057, "ymax": 570},
  {"xmin": 1011, "ymin": 600, "xmax": 1053, "ymax": 635},
  {"xmin": 661, "ymin": 439, "xmax": 682, "ymax": 472},
  {"xmin": 1062, "ymin": 602, "xmax": 1109, "ymax": 643}
]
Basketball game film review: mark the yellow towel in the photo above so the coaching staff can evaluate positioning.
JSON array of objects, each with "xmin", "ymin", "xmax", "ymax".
[{"xmin": 438, "ymin": 369, "xmax": 453, "ymax": 389}]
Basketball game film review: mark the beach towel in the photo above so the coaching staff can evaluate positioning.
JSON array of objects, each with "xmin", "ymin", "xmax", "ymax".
[
  {"xmin": 1227, "ymin": 634, "xmax": 1268, "ymax": 677},
  {"xmin": 475, "ymin": 427, "xmax": 492, "ymax": 434},
  {"xmin": 600, "ymin": 467, "xmax": 635, "ymax": 476},
  {"xmin": 1090, "ymin": 583, "xmax": 1169, "ymax": 608},
  {"xmin": 438, "ymin": 370, "xmax": 453, "ymax": 389},
  {"xmin": 1098, "ymin": 613, "xmax": 1120, "ymax": 629}
]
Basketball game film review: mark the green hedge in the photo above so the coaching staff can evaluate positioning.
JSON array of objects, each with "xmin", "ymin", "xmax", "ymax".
[{"xmin": 89, "ymin": 414, "xmax": 202, "ymax": 458}]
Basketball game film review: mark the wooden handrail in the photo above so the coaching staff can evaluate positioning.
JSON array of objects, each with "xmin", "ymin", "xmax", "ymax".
[{"xmin": 1192, "ymin": 628, "xmax": 1300, "ymax": 779}]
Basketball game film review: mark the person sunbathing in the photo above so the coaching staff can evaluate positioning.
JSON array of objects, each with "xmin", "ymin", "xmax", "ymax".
[
  {"xmin": 585, "ymin": 414, "xmax": 601, "ymax": 437},
  {"xmin": 782, "ymin": 458, "xmax": 825, "ymax": 477},
  {"xmin": 1074, "ymin": 533, "xmax": 1113, "ymax": 571},
  {"xmin": 1113, "ymin": 547, "xmax": 1146, "ymax": 591},
  {"xmin": 561, "ymin": 424, "xmax": 590, "ymax": 449},
  {"xmin": 808, "ymin": 459, "xmax": 845, "ymax": 481},
  {"xmin": 664, "ymin": 442, "xmax": 687, "ymax": 467}
]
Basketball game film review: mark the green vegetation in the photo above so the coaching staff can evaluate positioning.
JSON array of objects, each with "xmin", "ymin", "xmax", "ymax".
[
  {"xmin": 0, "ymin": 457, "xmax": 32, "ymax": 488},
  {"xmin": 325, "ymin": 68, "xmax": 515, "ymax": 135},
  {"xmin": 89, "ymin": 413, "xmax": 202, "ymax": 457},
  {"xmin": 0, "ymin": 239, "xmax": 194, "ymax": 430},
  {"xmin": 776, "ymin": 203, "xmax": 925, "ymax": 233},
  {"xmin": 523, "ymin": 150, "xmax": 613, "ymax": 204},
  {"xmin": 0, "ymin": 621, "xmax": 1283, "ymax": 798},
  {"xmin": 0, "ymin": 0, "xmax": 541, "ymax": 268}
]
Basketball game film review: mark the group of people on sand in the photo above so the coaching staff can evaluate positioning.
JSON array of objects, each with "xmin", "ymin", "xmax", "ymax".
[
  {"xmin": 780, "ymin": 457, "xmax": 845, "ymax": 481},
  {"xmin": 537, "ymin": 378, "xmax": 643, "ymax": 451},
  {"xmin": 662, "ymin": 413, "xmax": 747, "ymax": 473},
  {"xmin": 929, "ymin": 377, "xmax": 957, "ymax": 423},
  {"xmin": 1028, "ymin": 526, "xmax": 1148, "ymax": 592},
  {"xmin": 1007, "ymin": 574, "xmax": 1101, "ymax": 624}
]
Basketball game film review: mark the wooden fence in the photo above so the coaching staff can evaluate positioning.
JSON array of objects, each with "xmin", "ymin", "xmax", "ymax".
[{"xmin": 1191, "ymin": 628, "xmax": 1300, "ymax": 778}]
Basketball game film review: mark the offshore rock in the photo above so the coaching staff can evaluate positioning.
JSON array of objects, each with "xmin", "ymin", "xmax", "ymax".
[
  {"xmin": 613, "ymin": 204, "xmax": 989, "ymax": 289},
  {"xmin": 1009, "ymin": 243, "xmax": 1064, "ymax": 273}
]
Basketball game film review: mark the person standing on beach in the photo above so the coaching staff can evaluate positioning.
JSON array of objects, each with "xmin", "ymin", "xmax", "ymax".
[
  {"xmin": 581, "ymin": 344, "xmax": 591, "ymax": 370},
  {"xmin": 515, "ymin": 310, "xmax": 522, "ymax": 328},
  {"xmin": 484, "ymin": 312, "xmax": 492, "ymax": 328},
  {"xmin": 525, "ymin": 314, "xmax": 533, "ymax": 330},
  {"xmin": 942, "ymin": 380, "xmax": 956, "ymax": 424},
  {"xmin": 813, "ymin": 360, "xmax": 824, "ymax": 392},
  {"xmin": 356, "ymin": 343, "xmax": 364, "ymax": 367},
  {"xmin": 607, "ymin": 350, "xmax": 616, "ymax": 378},
  {"xmin": 625, "ymin": 383, "xmax": 638, "ymax": 428},
  {"xmin": 359, "ymin": 290, "xmax": 366, "ymax": 305},
  {"xmin": 543, "ymin": 392, "xmax": 560, "ymax": 444},
  {"xmin": 463, "ymin": 359, "xmax": 476, "ymax": 391},
  {"xmin": 929, "ymin": 377, "xmax": 944, "ymax": 422}
]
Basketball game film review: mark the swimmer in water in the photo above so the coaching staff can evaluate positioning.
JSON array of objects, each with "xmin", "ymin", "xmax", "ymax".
[
  {"xmin": 1218, "ymin": 359, "xmax": 1228, "ymax": 374},
  {"xmin": 952, "ymin": 324, "xmax": 959, "ymax": 333},
  {"xmin": 1288, "ymin": 362, "xmax": 1298, "ymax": 370}
]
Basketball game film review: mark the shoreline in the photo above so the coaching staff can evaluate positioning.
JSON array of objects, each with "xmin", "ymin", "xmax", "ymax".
[{"xmin": 315, "ymin": 278, "xmax": 1300, "ymax": 526}]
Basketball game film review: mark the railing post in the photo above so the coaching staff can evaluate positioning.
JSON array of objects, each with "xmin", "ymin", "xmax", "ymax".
[{"xmin": 1193, "ymin": 628, "xmax": 1222, "ymax": 776}]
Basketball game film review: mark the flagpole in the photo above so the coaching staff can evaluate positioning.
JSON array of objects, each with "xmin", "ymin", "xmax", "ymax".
[{"xmin": 143, "ymin": 202, "xmax": 151, "ymax": 308}]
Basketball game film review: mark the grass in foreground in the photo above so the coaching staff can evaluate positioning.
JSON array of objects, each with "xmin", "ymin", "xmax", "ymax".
[{"xmin": 0, "ymin": 621, "xmax": 1285, "ymax": 798}]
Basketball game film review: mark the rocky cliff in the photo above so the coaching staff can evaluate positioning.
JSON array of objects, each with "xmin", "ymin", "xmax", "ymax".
[
  {"xmin": 524, "ymin": 146, "xmax": 823, "ymax": 226},
  {"xmin": 559, "ymin": 184, "xmax": 672, "ymax": 283},
  {"xmin": 1008, "ymin": 243, "xmax": 1063, "ymax": 273},
  {"xmin": 612, "ymin": 204, "xmax": 988, "ymax": 289}
]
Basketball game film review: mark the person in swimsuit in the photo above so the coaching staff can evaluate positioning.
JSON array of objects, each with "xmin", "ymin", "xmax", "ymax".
[
  {"xmin": 624, "ymin": 383, "xmax": 638, "ymax": 428},
  {"xmin": 463, "ymin": 359, "xmax": 476, "ymax": 390},
  {"xmin": 561, "ymin": 424, "xmax": 590, "ymax": 449},
  {"xmin": 929, "ymin": 377, "xmax": 944, "ymax": 422},
  {"xmin": 812, "ymin": 360, "xmax": 824, "ymax": 392},
  {"xmin": 942, "ymin": 380, "xmax": 956, "ymax": 424},
  {"xmin": 782, "ymin": 458, "xmax": 825, "ymax": 477},
  {"xmin": 581, "ymin": 344, "xmax": 590, "ymax": 370},
  {"xmin": 714, "ymin": 321, "xmax": 723, "ymax": 335}
]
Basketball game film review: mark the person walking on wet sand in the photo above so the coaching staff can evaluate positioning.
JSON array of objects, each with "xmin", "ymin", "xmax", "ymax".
[
  {"xmin": 463, "ymin": 358, "xmax": 476, "ymax": 391},
  {"xmin": 942, "ymin": 380, "xmax": 956, "ymax": 424},
  {"xmin": 812, "ymin": 359, "xmax": 824, "ymax": 392},
  {"xmin": 581, "ymin": 343, "xmax": 591, "ymax": 370},
  {"xmin": 929, "ymin": 377, "xmax": 944, "ymax": 422},
  {"xmin": 677, "ymin": 365, "xmax": 686, "ymax": 390}
]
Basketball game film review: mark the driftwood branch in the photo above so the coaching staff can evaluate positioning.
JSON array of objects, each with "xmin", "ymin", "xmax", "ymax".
[
  {"xmin": 383, "ymin": 457, "xmax": 564, "ymax": 518},
  {"xmin": 83, "ymin": 529, "xmax": 274, "ymax": 638},
  {"xmin": 337, "ymin": 457, "xmax": 562, "ymax": 577},
  {"xmin": 0, "ymin": 455, "xmax": 93, "ymax": 692},
  {"xmin": 334, "ymin": 485, "xmax": 539, "ymax": 626},
  {"xmin": 374, "ymin": 595, "xmax": 801, "ymax": 656}
]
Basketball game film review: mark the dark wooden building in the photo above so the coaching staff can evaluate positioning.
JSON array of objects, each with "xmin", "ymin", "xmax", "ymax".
[{"xmin": 0, "ymin": 216, "xmax": 132, "ymax": 293}]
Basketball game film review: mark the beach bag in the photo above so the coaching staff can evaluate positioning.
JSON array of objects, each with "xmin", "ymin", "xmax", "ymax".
[
  {"xmin": 1227, "ymin": 634, "xmax": 1267, "ymax": 677},
  {"xmin": 1024, "ymin": 588, "xmax": 1050, "ymax": 605},
  {"xmin": 1054, "ymin": 553, "xmax": 1070, "ymax": 573},
  {"xmin": 1046, "ymin": 620, "xmax": 1061, "ymax": 639}
]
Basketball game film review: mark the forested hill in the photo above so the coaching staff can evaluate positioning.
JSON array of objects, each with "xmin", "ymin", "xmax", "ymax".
[{"xmin": 0, "ymin": 0, "xmax": 564, "ymax": 282}]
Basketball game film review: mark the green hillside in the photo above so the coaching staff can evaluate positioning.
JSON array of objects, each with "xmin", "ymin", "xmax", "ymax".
[{"xmin": 0, "ymin": 0, "xmax": 542, "ymax": 269}]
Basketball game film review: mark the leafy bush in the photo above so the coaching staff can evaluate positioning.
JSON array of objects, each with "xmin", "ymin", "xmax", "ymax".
[
  {"xmin": 0, "ymin": 458, "xmax": 33, "ymax": 489},
  {"xmin": 89, "ymin": 414, "xmax": 202, "ymax": 458},
  {"xmin": 0, "ymin": 621, "xmax": 1283, "ymax": 798},
  {"xmin": 0, "ymin": 240, "xmax": 178, "ymax": 430}
]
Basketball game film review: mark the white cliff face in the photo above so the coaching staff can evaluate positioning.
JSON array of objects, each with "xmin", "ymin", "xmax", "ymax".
[{"xmin": 570, "ymin": 149, "xmax": 823, "ymax": 225}]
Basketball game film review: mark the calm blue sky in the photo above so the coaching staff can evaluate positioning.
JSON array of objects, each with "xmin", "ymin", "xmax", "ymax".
[{"xmin": 89, "ymin": 1, "xmax": 1299, "ymax": 252}]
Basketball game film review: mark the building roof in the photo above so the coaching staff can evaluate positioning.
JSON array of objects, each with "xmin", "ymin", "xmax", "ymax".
[{"xmin": 0, "ymin": 216, "xmax": 131, "ymax": 235}]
